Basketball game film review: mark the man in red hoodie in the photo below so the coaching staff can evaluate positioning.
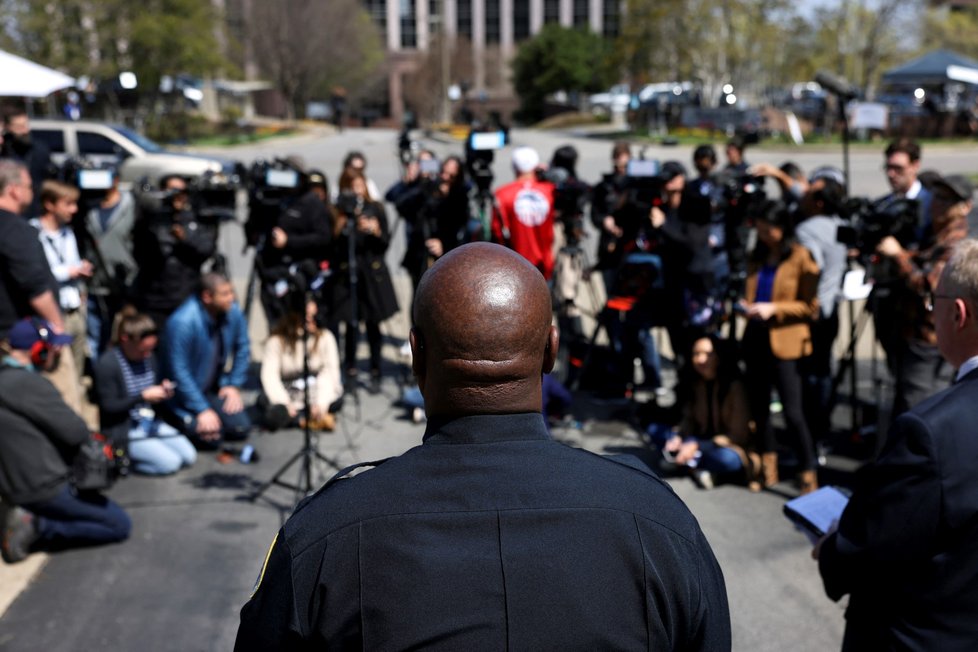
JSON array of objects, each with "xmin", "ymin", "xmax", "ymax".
[{"xmin": 492, "ymin": 146, "xmax": 556, "ymax": 279}]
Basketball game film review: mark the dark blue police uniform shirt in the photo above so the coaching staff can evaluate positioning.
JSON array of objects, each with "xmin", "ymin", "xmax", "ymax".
[{"xmin": 235, "ymin": 413, "xmax": 731, "ymax": 651}]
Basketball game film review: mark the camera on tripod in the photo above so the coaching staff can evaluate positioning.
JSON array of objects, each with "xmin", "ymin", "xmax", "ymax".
[
  {"xmin": 539, "ymin": 166, "xmax": 590, "ymax": 247},
  {"xmin": 465, "ymin": 129, "xmax": 507, "ymax": 195},
  {"xmin": 58, "ymin": 156, "xmax": 117, "ymax": 208},
  {"xmin": 244, "ymin": 158, "xmax": 305, "ymax": 247}
]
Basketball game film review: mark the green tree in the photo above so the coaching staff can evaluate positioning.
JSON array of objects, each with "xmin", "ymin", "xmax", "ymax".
[
  {"xmin": 511, "ymin": 24, "xmax": 615, "ymax": 122},
  {"xmin": 922, "ymin": 5, "xmax": 978, "ymax": 61}
]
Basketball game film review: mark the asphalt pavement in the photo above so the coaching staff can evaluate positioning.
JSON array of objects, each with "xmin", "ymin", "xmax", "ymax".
[{"xmin": 2, "ymin": 126, "xmax": 974, "ymax": 651}]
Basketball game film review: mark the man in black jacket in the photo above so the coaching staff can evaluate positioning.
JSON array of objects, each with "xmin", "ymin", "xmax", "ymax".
[
  {"xmin": 0, "ymin": 318, "xmax": 130, "ymax": 563},
  {"xmin": 1, "ymin": 108, "xmax": 53, "ymax": 217},
  {"xmin": 236, "ymin": 243, "xmax": 730, "ymax": 650},
  {"xmin": 816, "ymin": 238, "xmax": 978, "ymax": 650}
]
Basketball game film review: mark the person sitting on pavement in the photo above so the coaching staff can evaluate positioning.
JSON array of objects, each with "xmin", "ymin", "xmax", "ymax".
[
  {"xmin": 647, "ymin": 334, "xmax": 760, "ymax": 491},
  {"xmin": 235, "ymin": 242, "xmax": 730, "ymax": 650},
  {"xmin": 93, "ymin": 307, "xmax": 196, "ymax": 475},
  {"xmin": 259, "ymin": 300, "xmax": 342, "ymax": 432},
  {"xmin": 160, "ymin": 272, "xmax": 252, "ymax": 448},
  {"xmin": 0, "ymin": 318, "xmax": 130, "ymax": 563}
]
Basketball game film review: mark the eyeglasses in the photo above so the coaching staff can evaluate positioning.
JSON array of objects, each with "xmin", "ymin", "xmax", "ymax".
[{"xmin": 925, "ymin": 291, "xmax": 956, "ymax": 312}]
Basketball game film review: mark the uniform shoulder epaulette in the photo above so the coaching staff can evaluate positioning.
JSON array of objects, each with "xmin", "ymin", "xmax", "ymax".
[{"xmin": 292, "ymin": 458, "xmax": 391, "ymax": 515}]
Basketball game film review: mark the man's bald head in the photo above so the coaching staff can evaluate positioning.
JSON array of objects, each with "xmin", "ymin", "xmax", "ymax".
[{"xmin": 411, "ymin": 242, "xmax": 558, "ymax": 417}]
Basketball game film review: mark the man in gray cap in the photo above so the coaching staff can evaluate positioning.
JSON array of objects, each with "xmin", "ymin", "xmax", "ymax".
[{"xmin": 876, "ymin": 173, "xmax": 973, "ymax": 416}]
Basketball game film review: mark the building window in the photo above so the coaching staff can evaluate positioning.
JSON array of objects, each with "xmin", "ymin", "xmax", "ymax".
[
  {"xmin": 603, "ymin": 0, "xmax": 619, "ymax": 37},
  {"xmin": 400, "ymin": 0, "xmax": 417, "ymax": 48},
  {"xmin": 457, "ymin": 0, "xmax": 472, "ymax": 38},
  {"xmin": 573, "ymin": 0, "xmax": 589, "ymax": 27},
  {"xmin": 514, "ymin": 0, "xmax": 530, "ymax": 41},
  {"xmin": 363, "ymin": 0, "xmax": 387, "ymax": 44},
  {"xmin": 544, "ymin": 0, "xmax": 559, "ymax": 24},
  {"xmin": 485, "ymin": 0, "xmax": 500, "ymax": 43}
]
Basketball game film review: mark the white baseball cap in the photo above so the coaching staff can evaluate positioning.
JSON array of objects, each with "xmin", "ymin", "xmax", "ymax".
[{"xmin": 511, "ymin": 147, "xmax": 540, "ymax": 173}]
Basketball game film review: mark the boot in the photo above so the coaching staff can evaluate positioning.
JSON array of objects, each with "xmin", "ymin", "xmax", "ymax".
[
  {"xmin": 798, "ymin": 470, "xmax": 819, "ymax": 495},
  {"xmin": 746, "ymin": 452, "xmax": 763, "ymax": 493},
  {"xmin": 761, "ymin": 452, "xmax": 779, "ymax": 488}
]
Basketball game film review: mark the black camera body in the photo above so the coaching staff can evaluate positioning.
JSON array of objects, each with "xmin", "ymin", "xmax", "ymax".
[
  {"xmin": 464, "ymin": 129, "xmax": 506, "ymax": 196},
  {"xmin": 245, "ymin": 159, "xmax": 304, "ymax": 247},
  {"xmin": 838, "ymin": 195, "xmax": 919, "ymax": 256},
  {"xmin": 539, "ymin": 167, "xmax": 590, "ymax": 247}
]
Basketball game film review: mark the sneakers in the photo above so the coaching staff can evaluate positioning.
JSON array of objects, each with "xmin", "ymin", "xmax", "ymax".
[
  {"xmin": 2, "ymin": 506, "xmax": 38, "ymax": 564},
  {"xmin": 692, "ymin": 469, "xmax": 715, "ymax": 490}
]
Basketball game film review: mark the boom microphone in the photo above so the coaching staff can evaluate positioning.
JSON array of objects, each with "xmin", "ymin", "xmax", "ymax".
[{"xmin": 815, "ymin": 71, "xmax": 859, "ymax": 101}]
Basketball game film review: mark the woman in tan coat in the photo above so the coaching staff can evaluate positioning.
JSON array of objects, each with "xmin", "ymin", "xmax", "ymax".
[{"xmin": 739, "ymin": 201, "xmax": 820, "ymax": 494}]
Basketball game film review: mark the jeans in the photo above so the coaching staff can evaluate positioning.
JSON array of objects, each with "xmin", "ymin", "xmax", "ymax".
[
  {"xmin": 645, "ymin": 424, "xmax": 743, "ymax": 475},
  {"xmin": 176, "ymin": 392, "xmax": 252, "ymax": 449},
  {"xmin": 23, "ymin": 484, "xmax": 131, "ymax": 550},
  {"xmin": 128, "ymin": 420, "xmax": 197, "ymax": 475}
]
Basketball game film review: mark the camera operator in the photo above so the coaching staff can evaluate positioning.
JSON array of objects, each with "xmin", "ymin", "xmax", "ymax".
[
  {"xmin": 0, "ymin": 318, "xmax": 130, "ymax": 564},
  {"xmin": 492, "ymin": 147, "xmax": 556, "ymax": 279},
  {"xmin": 259, "ymin": 169, "xmax": 333, "ymax": 326},
  {"xmin": 876, "ymin": 174, "xmax": 971, "ymax": 416},
  {"xmin": 748, "ymin": 161, "xmax": 807, "ymax": 214},
  {"xmin": 84, "ymin": 169, "xmax": 136, "ymax": 358},
  {"xmin": 873, "ymin": 139, "xmax": 934, "ymax": 377},
  {"xmin": 591, "ymin": 141, "xmax": 632, "ymax": 292},
  {"xmin": 399, "ymin": 156, "xmax": 472, "ymax": 294},
  {"xmin": 132, "ymin": 174, "xmax": 217, "ymax": 329},
  {"xmin": 795, "ymin": 167, "xmax": 849, "ymax": 437}
]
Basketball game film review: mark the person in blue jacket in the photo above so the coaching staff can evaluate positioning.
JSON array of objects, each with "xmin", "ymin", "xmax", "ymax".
[{"xmin": 160, "ymin": 272, "xmax": 251, "ymax": 447}]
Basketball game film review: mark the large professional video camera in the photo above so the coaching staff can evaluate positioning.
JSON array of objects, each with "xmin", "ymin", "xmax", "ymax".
[
  {"xmin": 837, "ymin": 195, "xmax": 919, "ymax": 257},
  {"xmin": 464, "ymin": 129, "xmax": 507, "ymax": 196},
  {"xmin": 135, "ymin": 170, "xmax": 240, "ymax": 226},
  {"xmin": 58, "ymin": 157, "xmax": 117, "ymax": 210},
  {"xmin": 539, "ymin": 165, "xmax": 590, "ymax": 246},
  {"xmin": 243, "ymin": 158, "xmax": 306, "ymax": 247},
  {"xmin": 714, "ymin": 169, "xmax": 767, "ymax": 297}
]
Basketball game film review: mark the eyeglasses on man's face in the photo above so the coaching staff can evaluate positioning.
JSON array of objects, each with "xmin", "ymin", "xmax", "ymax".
[{"xmin": 925, "ymin": 290, "xmax": 956, "ymax": 312}]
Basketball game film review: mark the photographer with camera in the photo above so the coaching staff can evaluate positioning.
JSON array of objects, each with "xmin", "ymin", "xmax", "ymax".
[
  {"xmin": 329, "ymin": 170, "xmax": 399, "ymax": 393},
  {"xmin": 0, "ymin": 318, "xmax": 130, "ymax": 564},
  {"xmin": 873, "ymin": 139, "xmax": 934, "ymax": 372},
  {"xmin": 258, "ymin": 168, "xmax": 333, "ymax": 326},
  {"xmin": 84, "ymin": 169, "xmax": 136, "ymax": 358},
  {"xmin": 132, "ymin": 174, "xmax": 218, "ymax": 329},
  {"xmin": 492, "ymin": 147, "xmax": 556, "ymax": 280},
  {"xmin": 591, "ymin": 142, "xmax": 632, "ymax": 292},
  {"xmin": 876, "ymin": 174, "xmax": 971, "ymax": 416},
  {"xmin": 399, "ymin": 156, "xmax": 472, "ymax": 295}
]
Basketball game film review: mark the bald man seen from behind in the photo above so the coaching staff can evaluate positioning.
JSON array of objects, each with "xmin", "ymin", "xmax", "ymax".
[{"xmin": 235, "ymin": 242, "xmax": 731, "ymax": 651}]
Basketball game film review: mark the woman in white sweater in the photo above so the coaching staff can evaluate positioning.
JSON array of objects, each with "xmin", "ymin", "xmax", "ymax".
[{"xmin": 260, "ymin": 301, "xmax": 342, "ymax": 430}]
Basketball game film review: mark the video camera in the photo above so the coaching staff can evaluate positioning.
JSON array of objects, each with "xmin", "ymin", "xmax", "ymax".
[
  {"xmin": 57, "ymin": 157, "xmax": 117, "ymax": 211},
  {"xmin": 539, "ymin": 166, "xmax": 590, "ymax": 246},
  {"xmin": 244, "ymin": 158, "xmax": 305, "ymax": 247},
  {"xmin": 837, "ymin": 195, "xmax": 919, "ymax": 257},
  {"xmin": 465, "ymin": 129, "xmax": 507, "ymax": 195},
  {"xmin": 135, "ymin": 169, "xmax": 241, "ymax": 225}
]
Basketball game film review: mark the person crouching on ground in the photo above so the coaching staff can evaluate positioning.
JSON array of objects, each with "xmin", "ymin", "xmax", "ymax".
[
  {"xmin": 0, "ymin": 318, "xmax": 130, "ymax": 563},
  {"xmin": 93, "ymin": 307, "xmax": 196, "ymax": 475}
]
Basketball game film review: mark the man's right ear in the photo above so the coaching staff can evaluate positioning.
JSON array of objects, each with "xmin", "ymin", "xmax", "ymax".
[{"xmin": 409, "ymin": 328, "xmax": 426, "ymax": 382}]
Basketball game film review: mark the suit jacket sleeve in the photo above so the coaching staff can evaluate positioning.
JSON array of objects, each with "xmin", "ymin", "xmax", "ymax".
[{"xmin": 818, "ymin": 411, "xmax": 941, "ymax": 601}]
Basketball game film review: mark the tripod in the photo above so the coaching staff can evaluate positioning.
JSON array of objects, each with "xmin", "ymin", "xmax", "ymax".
[{"xmin": 250, "ymin": 291, "xmax": 345, "ymax": 502}]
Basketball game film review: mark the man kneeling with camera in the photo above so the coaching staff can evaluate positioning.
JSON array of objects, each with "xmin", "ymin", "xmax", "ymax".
[{"xmin": 0, "ymin": 318, "xmax": 131, "ymax": 563}]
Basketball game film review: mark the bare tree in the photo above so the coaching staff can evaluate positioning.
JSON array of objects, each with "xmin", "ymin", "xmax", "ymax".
[{"xmin": 249, "ymin": 0, "xmax": 384, "ymax": 119}]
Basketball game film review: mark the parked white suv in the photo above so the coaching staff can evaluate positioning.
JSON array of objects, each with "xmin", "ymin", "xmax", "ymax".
[{"xmin": 30, "ymin": 119, "xmax": 235, "ymax": 185}]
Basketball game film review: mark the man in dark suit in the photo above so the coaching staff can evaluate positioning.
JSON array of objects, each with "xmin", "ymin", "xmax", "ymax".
[
  {"xmin": 235, "ymin": 242, "xmax": 730, "ymax": 651},
  {"xmin": 816, "ymin": 237, "xmax": 978, "ymax": 651}
]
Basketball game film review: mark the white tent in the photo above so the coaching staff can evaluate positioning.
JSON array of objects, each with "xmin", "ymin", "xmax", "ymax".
[{"xmin": 0, "ymin": 50, "xmax": 75, "ymax": 98}]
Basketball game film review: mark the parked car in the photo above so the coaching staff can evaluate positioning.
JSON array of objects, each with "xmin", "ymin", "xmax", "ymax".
[
  {"xmin": 30, "ymin": 119, "xmax": 237, "ymax": 186},
  {"xmin": 588, "ymin": 84, "xmax": 632, "ymax": 115}
]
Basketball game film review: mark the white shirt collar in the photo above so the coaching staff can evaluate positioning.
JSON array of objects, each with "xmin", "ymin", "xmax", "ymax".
[
  {"xmin": 905, "ymin": 180, "xmax": 922, "ymax": 200},
  {"xmin": 956, "ymin": 355, "xmax": 978, "ymax": 382}
]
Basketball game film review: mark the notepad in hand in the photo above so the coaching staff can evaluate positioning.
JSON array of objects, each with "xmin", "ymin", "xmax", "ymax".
[{"xmin": 783, "ymin": 486, "xmax": 850, "ymax": 539}]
